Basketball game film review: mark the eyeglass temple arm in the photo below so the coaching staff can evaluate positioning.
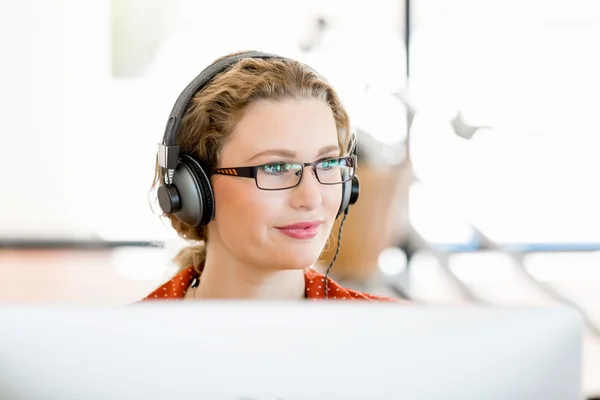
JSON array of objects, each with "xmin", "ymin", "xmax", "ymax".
[{"xmin": 213, "ymin": 167, "xmax": 256, "ymax": 178}]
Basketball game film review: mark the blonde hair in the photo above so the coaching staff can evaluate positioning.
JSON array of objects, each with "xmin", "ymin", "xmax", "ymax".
[{"xmin": 151, "ymin": 51, "xmax": 354, "ymax": 275}]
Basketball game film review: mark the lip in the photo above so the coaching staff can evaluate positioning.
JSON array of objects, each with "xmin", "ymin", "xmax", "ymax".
[{"xmin": 276, "ymin": 221, "xmax": 322, "ymax": 240}]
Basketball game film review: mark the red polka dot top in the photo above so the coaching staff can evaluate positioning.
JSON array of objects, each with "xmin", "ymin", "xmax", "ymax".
[{"xmin": 142, "ymin": 266, "xmax": 399, "ymax": 302}]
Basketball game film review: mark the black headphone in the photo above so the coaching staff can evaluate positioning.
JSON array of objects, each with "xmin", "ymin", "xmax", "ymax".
[{"xmin": 156, "ymin": 51, "xmax": 360, "ymax": 228}]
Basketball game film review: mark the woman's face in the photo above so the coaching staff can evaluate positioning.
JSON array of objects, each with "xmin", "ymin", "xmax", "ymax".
[{"xmin": 209, "ymin": 97, "xmax": 343, "ymax": 271}]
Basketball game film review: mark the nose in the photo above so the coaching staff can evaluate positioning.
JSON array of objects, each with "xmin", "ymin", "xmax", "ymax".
[{"xmin": 290, "ymin": 167, "xmax": 322, "ymax": 211}]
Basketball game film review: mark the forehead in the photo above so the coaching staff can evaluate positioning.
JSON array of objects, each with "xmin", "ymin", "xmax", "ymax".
[{"xmin": 221, "ymin": 98, "xmax": 339, "ymax": 163}]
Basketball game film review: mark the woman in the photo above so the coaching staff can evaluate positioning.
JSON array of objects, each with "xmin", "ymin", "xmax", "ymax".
[{"xmin": 143, "ymin": 50, "xmax": 398, "ymax": 302}]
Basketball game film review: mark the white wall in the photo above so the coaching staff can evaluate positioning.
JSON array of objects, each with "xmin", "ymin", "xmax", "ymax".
[
  {"xmin": 0, "ymin": 0, "xmax": 115, "ymax": 240},
  {"xmin": 0, "ymin": 0, "xmax": 69, "ymax": 238}
]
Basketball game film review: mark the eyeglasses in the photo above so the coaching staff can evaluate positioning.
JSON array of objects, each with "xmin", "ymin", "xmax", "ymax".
[{"xmin": 213, "ymin": 156, "xmax": 356, "ymax": 190}]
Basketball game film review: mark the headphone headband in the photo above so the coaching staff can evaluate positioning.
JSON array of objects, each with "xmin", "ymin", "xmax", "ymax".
[{"xmin": 158, "ymin": 52, "xmax": 283, "ymax": 172}]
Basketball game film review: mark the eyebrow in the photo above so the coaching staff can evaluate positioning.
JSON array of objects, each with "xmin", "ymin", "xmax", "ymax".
[{"xmin": 246, "ymin": 145, "xmax": 340, "ymax": 163}]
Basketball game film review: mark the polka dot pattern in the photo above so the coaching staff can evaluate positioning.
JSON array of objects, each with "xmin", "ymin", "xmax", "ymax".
[{"xmin": 141, "ymin": 267, "xmax": 398, "ymax": 302}]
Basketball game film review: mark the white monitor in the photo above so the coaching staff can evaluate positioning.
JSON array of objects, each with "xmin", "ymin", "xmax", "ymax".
[{"xmin": 0, "ymin": 303, "xmax": 582, "ymax": 400}]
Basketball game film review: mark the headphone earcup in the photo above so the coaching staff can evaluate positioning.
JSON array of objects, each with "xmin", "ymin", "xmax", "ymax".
[
  {"xmin": 159, "ymin": 155, "xmax": 215, "ymax": 227},
  {"xmin": 337, "ymin": 175, "xmax": 360, "ymax": 217}
]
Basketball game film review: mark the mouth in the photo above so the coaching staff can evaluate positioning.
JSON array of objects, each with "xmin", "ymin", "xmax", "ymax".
[{"xmin": 276, "ymin": 221, "xmax": 323, "ymax": 240}]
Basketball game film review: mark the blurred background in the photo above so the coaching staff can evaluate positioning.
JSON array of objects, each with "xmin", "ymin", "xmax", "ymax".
[{"xmin": 1, "ymin": 0, "xmax": 599, "ymax": 397}]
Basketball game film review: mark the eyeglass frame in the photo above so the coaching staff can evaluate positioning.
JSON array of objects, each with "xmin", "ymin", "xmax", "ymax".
[{"xmin": 213, "ymin": 155, "xmax": 357, "ymax": 191}]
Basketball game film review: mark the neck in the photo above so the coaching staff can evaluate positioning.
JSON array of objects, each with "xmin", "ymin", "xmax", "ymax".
[{"xmin": 190, "ymin": 240, "xmax": 306, "ymax": 300}]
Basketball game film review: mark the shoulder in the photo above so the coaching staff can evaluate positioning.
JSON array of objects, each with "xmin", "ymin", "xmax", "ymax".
[
  {"xmin": 140, "ymin": 266, "xmax": 196, "ymax": 302},
  {"xmin": 303, "ymin": 268, "xmax": 404, "ymax": 303},
  {"xmin": 344, "ymin": 287, "xmax": 401, "ymax": 302}
]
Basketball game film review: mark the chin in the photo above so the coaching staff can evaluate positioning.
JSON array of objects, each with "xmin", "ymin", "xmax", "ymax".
[
  {"xmin": 273, "ymin": 246, "xmax": 323, "ymax": 271},
  {"xmin": 267, "ymin": 231, "xmax": 328, "ymax": 268},
  {"xmin": 288, "ymin": 253, "xmax": 321, "ymax": 270}
]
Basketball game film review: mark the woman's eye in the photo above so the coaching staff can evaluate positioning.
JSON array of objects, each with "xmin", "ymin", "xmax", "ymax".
[
  {"xmin": 318, "ymin": 158, "xmax": 340, "ymax": 169},
  {"xmin": 262, "ymin": 163, "xmax": 291, "ymax": 174}
]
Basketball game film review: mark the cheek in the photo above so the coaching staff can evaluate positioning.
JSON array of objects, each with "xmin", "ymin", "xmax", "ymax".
[
  {"xmin": 212, "ymin": 179, "xmax": 282, "ymax": 233},
  {"xmin": 324, "ymin": 185, "xmax": 343, "ymax": 216}
]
